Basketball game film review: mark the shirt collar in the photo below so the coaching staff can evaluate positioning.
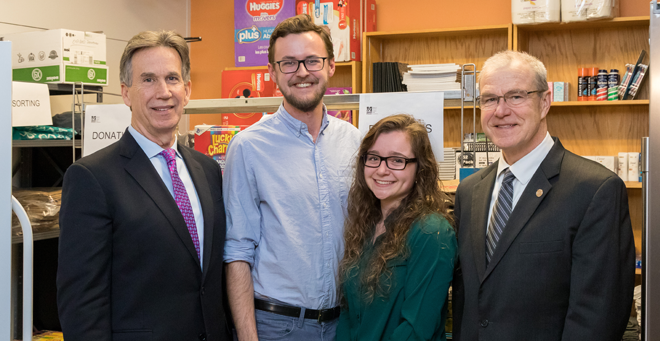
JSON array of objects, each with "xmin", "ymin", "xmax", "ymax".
[
  {"xmin": 276, "ymin": 104, "xmax": 330, "ymax": 138},
  {"xmin": 496, "ymin": 132, "xmax": 554, "ymax": 185},
  {"xmin": 128, "ymin": 125, "xmax": 180, "ymax": 159}
]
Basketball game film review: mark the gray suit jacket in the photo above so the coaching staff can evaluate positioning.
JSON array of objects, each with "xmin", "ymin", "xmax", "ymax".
[{"xmin": 452, "ymin": 137, "xmax": 635, "ymax": 341}]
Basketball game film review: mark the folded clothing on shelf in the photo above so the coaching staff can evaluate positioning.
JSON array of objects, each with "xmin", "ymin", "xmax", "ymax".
[{"xmin": 12, "ymin": 126, "xmax": 76, "ymax": 140}]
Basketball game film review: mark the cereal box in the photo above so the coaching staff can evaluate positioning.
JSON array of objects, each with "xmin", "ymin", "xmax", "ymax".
[
  {"xmin": 221, "ymin": 69, "xmax": 280, "ymax": 126},
  {"xmin": 194, "ymin": 125, "xmax": 249, "ymax": 172},
  {"xmin": 235, "ymin": 0, "xmax": 296, "ymax": 67},
  {"xmin": 325, "ymin": 87, "xmax": 352, "ymax": 123}
]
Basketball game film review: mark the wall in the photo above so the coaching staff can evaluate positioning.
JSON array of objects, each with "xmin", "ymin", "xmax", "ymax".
[
  {"xmin": 0, "ymin": 0, "xmax": 191, "ymax": 103},
  {"xmin": 189, "ymin": 0, "xmax": 650, "ymax": 128}
]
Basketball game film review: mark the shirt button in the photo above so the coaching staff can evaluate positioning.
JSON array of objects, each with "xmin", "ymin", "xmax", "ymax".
[
  {"xmin": 319, "ymin": 173, "xmax": 323, "ymax": 178},
  {"xmin": 480, "ymin": 319, "xmax": 489, "ymax": 327}
]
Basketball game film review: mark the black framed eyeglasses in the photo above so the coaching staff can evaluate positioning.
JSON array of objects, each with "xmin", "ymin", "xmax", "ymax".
[
  {"xmin": 362, "ymin": 154, "xmax": 417, "ymax": 170},
  {"xmin": 478, "ymin": 90, "xmax": 543, "ymax": 110},
  {"xmin": 274, "ymin": 57, "xmax": 328, "ymax": 74}
]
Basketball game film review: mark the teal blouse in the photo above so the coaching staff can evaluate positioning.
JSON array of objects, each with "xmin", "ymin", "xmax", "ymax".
[{"xmin": 336, "ymin": 213, "xmax": 457, "ymax": 341}]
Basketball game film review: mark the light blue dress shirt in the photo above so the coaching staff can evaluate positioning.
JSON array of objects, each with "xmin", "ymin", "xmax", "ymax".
[
  {"xmin": 223, "ymin": 104, "xmax": 361, "ymax": 309},
  {"xmin": 128, "ymin": 126, "xmax": 205, "ymax": 266}
]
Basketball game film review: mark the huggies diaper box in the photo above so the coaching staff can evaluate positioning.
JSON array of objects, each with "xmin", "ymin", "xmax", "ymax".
[
  {"xmin": 235, "ymin": 0, "xmax": 296, "ymax": 67},
  {"xmin": 1, "ymin": 29, "xmax": 108, "ymax": 86}
]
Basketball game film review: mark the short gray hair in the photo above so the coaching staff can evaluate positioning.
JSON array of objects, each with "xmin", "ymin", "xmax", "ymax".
[
  {"xmin": 479, "ymin": 50, "xmax": 549, "ymax": 93},
  {"xmin": 120, "ymin": 30, "xmax": 190, "ymax": 87}
]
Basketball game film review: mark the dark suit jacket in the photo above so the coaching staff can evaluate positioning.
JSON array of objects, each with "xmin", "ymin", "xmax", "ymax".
[
  {"xmin": 452, "ymin": 138, "xmax": 635, "ymax": 341},
  {"xmin": 57, "ymin": 130, "xmax": 229, "ymax": 341}
]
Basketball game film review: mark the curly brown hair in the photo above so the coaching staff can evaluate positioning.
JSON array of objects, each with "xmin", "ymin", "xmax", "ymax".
[{"xmin": 339, "ymin": 114, "xmax": 453, "ymax": 304}]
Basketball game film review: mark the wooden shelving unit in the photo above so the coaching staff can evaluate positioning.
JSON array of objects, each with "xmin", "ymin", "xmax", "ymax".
[
  {"xmin": 514, "ymin": 17, "xmax": 649, "ymax": 257},
  {"xmin": 362, "ymin": 24, "xmax": 512, "ymax": 149},
  {"xmin": 360, "ymin": 18, "xmax": 648, "ymax": 264}
]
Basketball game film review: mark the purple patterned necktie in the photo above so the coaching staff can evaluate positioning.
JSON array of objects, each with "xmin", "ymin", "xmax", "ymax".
[{"xmin": 160, "ymin": 148, "xmax": 200, "ymax": 259}]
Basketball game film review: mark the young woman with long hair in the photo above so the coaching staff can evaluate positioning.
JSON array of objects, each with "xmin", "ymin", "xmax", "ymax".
[{"xmin": 336, "ymin": 114, "xmax": 457, "ymax": 341}]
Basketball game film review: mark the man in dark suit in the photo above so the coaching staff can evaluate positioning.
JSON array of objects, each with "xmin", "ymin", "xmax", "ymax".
[
  {"xmin": 453, "ymin": 50, "xmax": 635, "ymax": 341},
  {"xmin": 57, "ymin": 31, "xmax": 228, "ymax": 341}
]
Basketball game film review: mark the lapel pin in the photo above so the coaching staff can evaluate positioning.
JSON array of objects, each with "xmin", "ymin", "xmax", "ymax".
[{"xmin": 536, "ymin": 189, "xmax": 543, "ymax": 197}]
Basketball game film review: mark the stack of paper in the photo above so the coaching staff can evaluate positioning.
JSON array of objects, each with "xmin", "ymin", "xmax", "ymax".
[
  {"xmin": 402, "ymin": 64, "xmax": 462, "ymax": 93},
  {"xmin": 438, "ymin": 148, "xmax": 457, "ymax": 180}
]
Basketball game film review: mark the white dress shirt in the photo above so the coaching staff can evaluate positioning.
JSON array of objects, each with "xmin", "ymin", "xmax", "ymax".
[
  {"xmin": 487, "ymin": 132, "xmax": 554, "ymax": 225},
  {"xmin": 128, "ymin": 126, "xmax": 205, "ymax": 267}
]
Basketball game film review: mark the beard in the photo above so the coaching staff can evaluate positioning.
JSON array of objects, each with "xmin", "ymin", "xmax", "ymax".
[{"xmin": 281, "ymin": 76, "xmax": 327, "ymax": 113}]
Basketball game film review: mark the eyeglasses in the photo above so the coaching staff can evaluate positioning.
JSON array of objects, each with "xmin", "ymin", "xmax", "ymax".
[
  {"xmin": 478, "ymin": 90, "xmax": 543, "ymax": 110},
  {"xmin": 363, "ymin": 154, "xmax": 417, "ymax": 170},
  {"xmin": 274, "ymin": 57, "xmax": 328, "ymax": 74}
]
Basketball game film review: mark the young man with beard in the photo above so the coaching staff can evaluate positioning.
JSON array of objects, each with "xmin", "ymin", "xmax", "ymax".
[{"xmin": 223, "ymin": 14, "xmax": 361, "ymax": 341}]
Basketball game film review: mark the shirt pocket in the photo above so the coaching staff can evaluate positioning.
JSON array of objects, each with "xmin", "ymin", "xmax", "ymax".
[{"xmin": 519, "ymin": 240, "xmax": 564, "ymax": 254}]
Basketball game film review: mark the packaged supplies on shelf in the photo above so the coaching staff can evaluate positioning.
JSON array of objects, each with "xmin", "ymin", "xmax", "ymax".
[
  {"xmin": 325, "ymin": 87, "xmax": 353, "ymax": 123},
  {"xmin": 194, "ymin": 125, "xmax": 249, "ymax": 172},
  {"xmin": 221, "ymin": 69, "xmax": 280, "ymax": 126},
  {"xmin": 11, "ymin": 188, "xmax": 61, "ymax": 236},
  {"xmin": 561, "ymin": 0, "xmax": 619, "ymax": 23},
  {"xmin": 30, "ymin": 330, "xmax": 64, "ymax": 340},
  {"xmin": 438, "ymin": 148, "xmax": 457, "ymax": 181},
  {"xmin": 512, "ymin": 0, "xmax": 560, "ymax": 25},
  {"xmin": 296, "ymin": 0, "xmax": 376, "ymax": 62},
  {"xmin": 1, "ymin": 29, "xmax": 108, "ymax": 86},
  {"xmin": 12, "ymin": 125, "xmax": 76, "ymax": 140},
  {"xmin": 234, "ymin": 0, "xmax": 295, "ymax": 67},
  {"xmin": 402, "ymin": 64, "xmax": 462, "ymax": 92},
  {"xmin": 373, "ymin": 62, "xmax": 408, "ymax": 92},
  {"xmin": 553, "ymin": 82, "xmax": 569, "ymax": 102},
  {"xmin": 628, "ymin": 152, "xmax": 640, "ymax": 182},
  {"xmin": 618, "ymin": 152, "xmax": 628, "ymax": 181},
  {"xmin": 581, "ymin": 155, "xmax": 618, "ymax": 173}
]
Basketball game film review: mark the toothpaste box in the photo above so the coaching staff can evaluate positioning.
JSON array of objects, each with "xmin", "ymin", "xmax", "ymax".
[
  {"xmin": 553, "ymin": 82, "xmax": 569, "ymax": 102},
  {"xmin": 1, "ymin": 29, "xmax": 108, "ymax": 86},
  {"xmin": 296, "ymin": 0, "xmax": 376, "ymax": 62},
  {"xmin": 325, "ymin": 87, "xmax": 352, "ymax": 123},
  {"xmin": 194, "ymin": 125, "xmax": 249, "ymax": 172},
  {"xmin": 221, "ymin": 69, "xmax": 280, "ymax": 126},
  {"xmin": 235, "ymin": 0, "xmax": 296, "ymax": 67}
]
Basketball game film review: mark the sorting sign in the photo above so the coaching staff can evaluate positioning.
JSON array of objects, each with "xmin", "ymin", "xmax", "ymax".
[{"xmin": 11, "ymin": 81, "xmax": 52, "ymax": 127}]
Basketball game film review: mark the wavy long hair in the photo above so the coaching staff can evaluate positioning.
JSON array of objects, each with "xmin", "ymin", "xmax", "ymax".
[{"xmin": 339, "ymin": 114, "xmax": 452, "ymax": 304}]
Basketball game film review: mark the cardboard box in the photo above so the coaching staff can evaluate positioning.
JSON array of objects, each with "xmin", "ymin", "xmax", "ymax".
[
  {"xmin": 234, "ymin": 0, "xmax": 296, "ymax": 67},
  {"xmin": 194, "ymin": 125, "xmax": 250, "ymax": 172},
  {"xmin": 583, "ymin": 155, "xmax": 618, "ymax": 173},
  {"xmin": 628, "ymin": 152, "xmax": 640, "ymax": 182},
  {"xmin": 325, "ymin": 87, "xmax": 352, "ymax": 123},
  {"xmin": 553, "ymin": 82, "xmax": 569, "ymax": 102},
  {"xmin": 296, "ymin": 0, "xmax": 376, "ymax": 62},
  {"xmin": 2, "ymin": 29, "xmax": 108, "ymax": 86},
  {"xmin": 618, "ymin": 152, "xmax": 628, "ymax": 181},
  {"xmin": 221, "ymin": 69, "xmax": 280, "ymax": 126}
]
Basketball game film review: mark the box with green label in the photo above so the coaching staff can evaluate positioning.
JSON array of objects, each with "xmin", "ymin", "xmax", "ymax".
[{"xmin": 1, "ymin": 29, "xmax": 108, "ymax": 86}]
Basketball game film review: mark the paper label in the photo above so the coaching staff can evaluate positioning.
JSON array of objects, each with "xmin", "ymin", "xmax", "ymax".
[
  {"xmin": 83, "ymin": 104, "xmax": 132, "ymax": 157},
  {"xmin": 11, "ymin": 82, "xmax": 53, "ymax": 127}
]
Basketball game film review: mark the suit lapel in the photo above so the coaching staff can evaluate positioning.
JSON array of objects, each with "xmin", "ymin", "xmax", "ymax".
[
  {"xmin": 483, "ymin": 138, "xmax": 565, "ymax": 281},
  {"xmin": 470, "ymin": 163, "xmax": 498, "ymax": 283},
  {"xmin": 179, "ymin": 145, "xmax": 214, "ymax": 281},
  {"xmin": 120, "ymin": 132, "xmax": 201, "ymax": 268}
]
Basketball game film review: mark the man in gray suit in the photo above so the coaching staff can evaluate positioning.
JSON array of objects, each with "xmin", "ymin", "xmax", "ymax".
[{"xmin": 452, "ymin": 50, "xmax": 635, "ymax": 341}]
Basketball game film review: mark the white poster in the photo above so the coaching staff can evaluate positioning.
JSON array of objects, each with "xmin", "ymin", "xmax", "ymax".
[
  {"xmin": 358, "ymin": 92, "xmax": 445, "ymax": 160},
  {"xmin": 11, "ymin": 82, "xmax": 52, "ymax": 127},
  {"xmin": 83, "ymin": 104, "xmax": 131, "ymax": 157}
]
